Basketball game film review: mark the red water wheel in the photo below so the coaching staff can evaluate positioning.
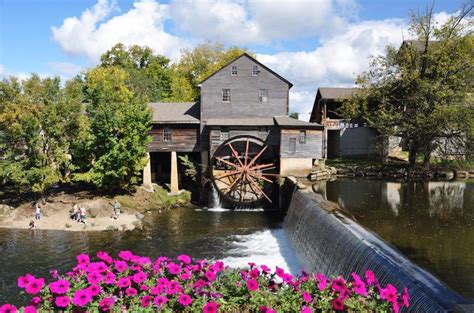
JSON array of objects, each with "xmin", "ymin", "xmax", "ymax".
[{"xmin": 210, "ymin": 135, "xmax": 278, "ymax": 205}]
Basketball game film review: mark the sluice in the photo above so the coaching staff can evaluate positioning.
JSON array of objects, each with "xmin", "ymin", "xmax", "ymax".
[{"xmin": 283, "ymin": 180, "xmax": 470, "ymax": 312}]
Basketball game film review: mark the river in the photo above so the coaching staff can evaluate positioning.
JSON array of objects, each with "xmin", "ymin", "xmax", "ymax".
[{"xmin": 0, "ymin": 179, "xmax": 472, "ymax": 305}]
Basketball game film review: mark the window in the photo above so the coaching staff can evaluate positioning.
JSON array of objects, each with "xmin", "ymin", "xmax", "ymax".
[
  {"xmin": 252, "ymin": 65, "xmax": 259, "ymax": 76},
  {"xmin": 231, "ymin": 65, "xmax": 238, "ymax": 76},
  {"xmin": 222, "ymin": 89, "xmax": 231, "ymax": 102},
  {"xmin": 259, "ymin": 89, "xmax": 268, "ymax": 103},
  {"xmin": 299, "ymin": 130, "xmax": 306, "ymax": 144},
  {"xmin": 289, "ymin": 138, "xmax": 296, "ymax": 153},
  {"xmin": 163, "ymin": 127, "xmax": 171, "ymax": 142},
  {"xmin": 220, "ymin": 127, "xmax": 229, "ymax": 141}
]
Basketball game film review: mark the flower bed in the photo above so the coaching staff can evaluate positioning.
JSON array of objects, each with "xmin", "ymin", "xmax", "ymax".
[{"xmin": 0, "ymin": 251, "xmax": 409, "ymax": 312}]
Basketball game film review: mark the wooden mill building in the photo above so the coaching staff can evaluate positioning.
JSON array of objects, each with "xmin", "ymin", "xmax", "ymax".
[{"xmin": 143, "ymin": 53, "xmax": 324, "ymax": 200}]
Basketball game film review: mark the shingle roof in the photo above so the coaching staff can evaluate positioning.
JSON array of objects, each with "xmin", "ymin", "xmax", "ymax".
[
  {"xmin": 205, "ymin": 118, "xmax": 275, "ymax": 126},
  {"xmin": 273, "ymin": 116, "xmax": 324, "ymax": 129},
  {"xmin": 318, "ymin": 87, "xmax": 356, "ymax": 100},
  {"xmin": 149, "ymin": 102, "xmax": 200, "ymax": 124}
]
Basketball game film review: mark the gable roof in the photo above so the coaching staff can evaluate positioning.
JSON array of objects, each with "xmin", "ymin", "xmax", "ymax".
[
  {"xmin": 149, "ymin": 102, "xmax": 200, "ymax": 124},
  {"xmin": 316, "ymin": 87, "xmax": 356, "ymax": 100},
  {"xmin": 199, "ymin": 53, "xmax": 293, "ymax": 88},
  {"xmin": 274, "ymin": 116, "xmax": 324, "ymax": 129}
]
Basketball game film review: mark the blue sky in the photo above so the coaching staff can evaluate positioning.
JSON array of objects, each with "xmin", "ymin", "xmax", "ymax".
[{"xmin": 0, "ymin": 0, "xmax": 464, "ymax": 118}]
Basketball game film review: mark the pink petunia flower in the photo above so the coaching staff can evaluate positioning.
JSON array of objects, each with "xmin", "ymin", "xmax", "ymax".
[
  {"xmin": 104, "ymin": 271, "xmax": 116, "ymax": 284},
  {"xmin": 177, "ymin": 254, "xmax": 191, "ymax": 265},
  {"xmin": 87, "ymin": 272, "xmax": 103, "ymax": 284},
  {"xmin": 125, "ymin": 287, "xmax": 138, "ymax": 297},
  {"xmin": 97, "ymin": 251, "xmax": 113, "ymax": 264},
  {"xmin": 72, "ymin": 289, "xmax": 92, "ymax": 307},
  {"xmin": 302, "ymin": 291, "xmax": 312, "ymax": 303},
  {"xmin": 365, "ymin": 270, "xmax": 376, "ymax": 285},
  {"xmin": 55, "ymin": 296, "xmax": 70, "ymax": 308},
  {"xmin": 23, "ymin": 306, "xmax": 37, "ymax": 313},
  {"xmin": 118, "ymin": 250, "xmax": 133, "ymax": 261},
  {"xmin": 203, "ymin": 301, "xmax": 218, "ymax": 313},
  {"xmin": 117, "ymin": 277, "xmax": 131, "ymax": 288},
  {"xmin": 99, "ymin": 297, "xmax": 115, "ymax": 311},
  {"xmin": 246, "ymin": 279, "xmax": 259, "ymax": 291},
  {"xmin": 332, "ymin": 297, "xmax": 344, "ymax": 311},
  {"xmin": 315, "ymin": 273, "xmax": 327, "ymax": 291},
  {"xmin": 154, "ymin": 296, "xmax": 168, "ymax": 307},
  {"xmin": 178, "ymin": 294, "xmax": 192, "ymax": 306},
  {"xmin": 402, "ymin": 287, "xmax": 410, "ymax": 307},
  {"xmin": 88, "ymin": 284, "xmax": 102, "ymax": 296},
  {"xmin": 25, "ymin": 278, "xmax": 45, "ymax": 295},
  {"xmin": 331, "ymin": 277, "xmax": 346, "ymax": 293},
  {"xmin": 133, "ymin": 271, "xmax": 147, "ymax": 284},
  {"xmin": 167, "ymin": 262, "xmax": 181, "ymax": 275},
  {"xmin": 260, "ymin": 306, "xmax": 276, "ymax": 313},
  {"xmin": 211, "ymin": 261, "xmax": 224, "ymax": 273},
  {"xmin": 301, "ymin": 306, "xmax": 312, "ymax": 313},
  {"xmin": 0, "ymin": 304, "xmax": 17, "ymax": 313},
  {"xmin": 140, "ymin": 295, "xmax": 152, "ymax": 308},
  {"xmin": 76, "ymin": 253, "xmax": 90, "ymax": 265},
  {"xmin": 114, "ymin": 260, "xmax": 128, "ymax": 273},
  {"xmin": 204, "ymin": 270, "xmax": 216, "ymax": 282},
  {"xmin": 260, "ymin": 265, "xmax": 270, "ymax": 273},
  {"xmin": 49, "ymin": 279, "xmax": 70, "ymax": 294},
  {"xmin": 17, "ymin": 274, "xmax": 35, "ymax": 288}
]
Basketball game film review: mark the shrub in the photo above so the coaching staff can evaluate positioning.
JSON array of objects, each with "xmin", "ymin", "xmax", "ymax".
[{"xmin": 0, "ymin": 251, "xmax": 409, "ymax": 312}]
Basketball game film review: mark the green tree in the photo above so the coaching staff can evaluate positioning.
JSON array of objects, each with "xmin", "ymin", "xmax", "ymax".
[
  {"xmin": 170, "ymin": 41, "xmax": 252, "ymax": 101},
  {"xmin": 0, "ymin": 75, "xmax": 83, "ymax": 192},
  {"xmin": 289, "ymin": 112, "xmax": 299, "ymax": 119},
  {"xmin": 342, "ymin": 5, "xmax": 473, "ymax": 168},
  {"xmin": 75, "ymin": 67, "xmax": 151, "ymax": 189},
  {"xmin": 100, "ymin": 43, "xmax": 173, "ymax": 102}
]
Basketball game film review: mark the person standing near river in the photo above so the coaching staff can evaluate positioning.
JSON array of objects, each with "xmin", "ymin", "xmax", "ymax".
[
  {"xmin": 113, "ymin": 200, "xmax": 121, "ymax": 219},
  {"xmin": 79, "ymin": 207, "xmax": 86, "ymax": 224},
  {"xmin": 34, "ymin": 203, "xmax": 41, "ymax": 220}
]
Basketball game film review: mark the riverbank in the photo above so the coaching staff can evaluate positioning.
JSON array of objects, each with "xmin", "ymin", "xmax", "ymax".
[{"xmin": 0, "ymin": 185, "xmax": 192, "ymax": 232}]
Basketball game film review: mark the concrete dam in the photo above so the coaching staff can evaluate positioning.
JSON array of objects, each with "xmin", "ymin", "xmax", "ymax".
[{"xmin": 281, "ymin": 178, "xmax": 470, "ymax": 312}]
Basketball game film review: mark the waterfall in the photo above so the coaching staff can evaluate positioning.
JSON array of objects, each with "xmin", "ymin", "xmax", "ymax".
[{"xmin": 283, "ymin": 184, "xmax": 469, "ymax": 312}]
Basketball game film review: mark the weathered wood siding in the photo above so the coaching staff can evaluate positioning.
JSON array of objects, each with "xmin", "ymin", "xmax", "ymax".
[
  {"xmin": 200, "ymin": 55, "xmax": 289, "ymax": 120},
  {"xmin": 148, "ymin": 125, "xmax": 199, "ymax": 152},
  {"xmin": 208, "ymin": 127, "xmax": 280, "ymax": 157},
  {"xmin": 280, "ymin": 129, "xmax": 323, "ymax": 159}
]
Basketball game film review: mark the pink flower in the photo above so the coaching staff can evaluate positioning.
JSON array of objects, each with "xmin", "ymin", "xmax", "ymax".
[
  {"xmin": 260, "ymin": 265, "xmax": 270, "ymax": 273},
  {"xmin": 203, "ymin": 301, "xmax": 218, "ymax": 313},
  {"xmin": 167, "ymin": 262, "xmax": 181, "ymax": 275},
  {"xmin": 23, "ymin": 306, "xmax": 37, "ymax": 313},
  {"xmin": 49, "ymin": 279, "xmax": 70, "ymax": 294},
  {"xmin": 0, "ymin": 304, "xmax": 17, "ymax": 313},
  {"xmin": 126, "ymin": 287, "xmax": 137, "ymax": 297},
  {"xmin": 275, "ymin": 267, "xmax": 285, "ymax": 277},
  {"xmin": 151, "ymin": 285, "xmax": 164, "ymax": 295},
  {"xmin": 380, "ymin": 284, "xmax": 398, "ymax": 303},
  {"xmin": 25, "ymin": 278, "xmax": 45, "ymax": 295},
  {"xmin": 332, "ymin": 297, "xmax": 344, "ymax": 311},
  {"xmin": 99, "ymin": 297, "xmax": 115, "ymax": 311},
  {"xmin": 104, "ymin": 271, "xmax": 116, "ymax": 284},
  {"xmin": 205, "ymin": 270, "xmax": 216, "ymax": 282},
  {"xmin": 331, "ymin": 277, "xmax": 346, "ymax": 293},
  {"xmin": 302, "ymin": 291, "xmax": 312, "ymax": 303},
  {"xmin": 402, "ymin": 287, "xmax": 410, "ymax": 307},
  {"xmin": 55, "ymin": 296, "xmax": 70, "ymax": 308},
  {"xmin": 97, "ymin": 251, "xmax": 113, "ymax": 264},
  {"xmin": 29, "ymin": 297, "xmax": 41, "ymax": 307},
  {"xmin": 301, "ymin": 306, "xmax": 312, "ymax": 313},
  {"xmin": 72, "ymin": 288, "xmax": 92, "ymax": 307},
  {"xmin": 316, "ymin": 273, "xmax": 327, "ymax": 291},
  {"xmin": 211, "ymin": 261, "xmax": 224, "ymax": 272},
  {"xmin": 88, "ymin": 284, "xmax": 102, "ymax": 296},
  {"xmin": 76, "ymin": 253, "xmax": 90, "ymax": 265},
  {"xmin": 87, "ymin": 272, "xmax": 103, "ymax": 284},
  {"xmin": 246, "ymin": 279, "xmax": 259, "ymax": 291},
  {"xmin": 17, "ymin": 274, "xmax": 35, "ymax": 288},
  {"xmin": 140, "ymin": 295, "xmax": 152, "ymax": 308},
  {"xmin": 178, "ymin": 294, "xmax": 192, "ymax": 306},
  {"xmin": 154, "ymin": 296, "xmax": 168, "ymax": 307},
  {"xmin": 118, "ymin": 250, "xmax": 133, "ymax": 261},
  {"xmin": 260, "ymin": 306, "xmax": 276, "ymax": 313},
  {"xmin": 133, "ymin": 271, "xmax": 147, "ymax": 284},
  {"xmin": 114, "ymin": 260, "xmax": 128, "ymax": 273},
  {"xmin": 177, "ymin": 254, "xmax": 191, "ymax": 264},
  {"xmin": 365, "ymin": 270, "xmax": 375, "ymax": 285},
  {"xmin": 117, "ymin": 277, "xmax": 131, "ymax": 288}
]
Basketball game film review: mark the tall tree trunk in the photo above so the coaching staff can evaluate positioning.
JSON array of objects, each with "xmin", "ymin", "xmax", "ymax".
[
  {"xmin": 408, "ymin": 144, "xmax": 418, "ymax": 167},
  {"xmin": 422, "ymin": 143, "xmax": 432, "ymax": 170}
]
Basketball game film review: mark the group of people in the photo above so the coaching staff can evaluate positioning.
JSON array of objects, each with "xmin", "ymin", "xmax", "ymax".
[{"xmin": 70, "ymin": 203, "xmax": 87, "ymax": 224}]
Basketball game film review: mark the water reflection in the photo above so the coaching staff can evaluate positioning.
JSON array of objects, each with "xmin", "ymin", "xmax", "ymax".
[{"xmin": 320, "ymin": 179, "xmax": 474, "ymax": 299}]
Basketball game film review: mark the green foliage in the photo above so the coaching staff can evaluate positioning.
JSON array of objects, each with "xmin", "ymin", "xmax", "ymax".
[
  {"xmin": 75, "ymin": 67, "xmax": 152, "ymax": 189},
  {"xmin": 170, "ymin": 41, "xmax": 252, "ymax": 101},
  {"xmin": 0, "ymin": 75, "xmax": 83, "ymax": 192},
  {"xmin": 100, "ymin": 43, "xmax": 173, "ymax": 102},
  {"xmin": 178, "ymin": 154, "xmax": 198, "ymax": 182},
  {"xmin": 289, "ymin": 112, "xmax": 299, "ymax": 119},
  {"xmin": 342, "ymin": 5, "xmax": 474, "ymax": 168}
]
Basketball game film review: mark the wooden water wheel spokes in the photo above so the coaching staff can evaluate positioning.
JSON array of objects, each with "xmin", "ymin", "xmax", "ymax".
[{"xmin": 211, "ymin": 135, "xmax": 278, "ymax": 205}]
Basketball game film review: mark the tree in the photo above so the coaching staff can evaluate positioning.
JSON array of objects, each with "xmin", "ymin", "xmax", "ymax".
[
  {"xmin": 170, "ymin": 42, "xmax": 252, "ymax": 101},
  {"xmin": 342, "ymin": 4, "xmax": 473, "ymax": 168},
  {"xmin": 289, "ymin": 112, "xmax": 299, "ymax": 119},
  {"xmin": 100, "ymin": 43, "xmax": 173, "ymax": 102},
  {"xmin": 75, "ymin": 67, "xmax": 152, "ymax": 189},
  {"xmin": 0, "ymin": 75, "xmax": 83, "ymax": 192}
]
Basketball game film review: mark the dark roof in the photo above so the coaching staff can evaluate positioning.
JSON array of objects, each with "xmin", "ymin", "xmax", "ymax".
[
  {"xmin": 274, "ymin": 116, "xmax": 324, "ymax": 129},
  {"xmin": 205, "ymin": 118, "xmax": 275, "ymax": 127},
  {"xmin": 149, "ymin": 102, "xmax": 200, "ymax": 124},
  {"xmin": 317, "ymin": 87, "xmax": 356, "ymax": 100},
  {"xmin": 199, "ymin": 53, "xmax": 293, "ymax": 88}
]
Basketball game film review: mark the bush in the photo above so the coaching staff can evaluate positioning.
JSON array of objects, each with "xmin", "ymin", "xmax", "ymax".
[{"xmin": 0, "ymin": 251, "xmax": 409, "ymax": 312}]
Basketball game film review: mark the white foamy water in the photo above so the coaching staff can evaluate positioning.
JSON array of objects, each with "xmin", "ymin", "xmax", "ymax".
[{"xmin": 222, "ymin": 229, "xmax": 302, "ymax": 275}]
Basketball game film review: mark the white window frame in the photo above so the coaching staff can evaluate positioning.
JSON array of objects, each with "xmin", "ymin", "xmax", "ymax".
[
  {"xmin": 163, "ymin": 127, "xmax": 171, "ymax": 142},
  {"xmin": 252, "ymin": 65, "xmax": 259, "ymax": 76},
  {"xmin": 259, "ymin": 89, "xmax": 268, "ymax": 103},
  {"xmin": 231, "ymin": 65, "xmax": 238, "ymax": 76},
  {"xmin": 220, "ymin": 127, "xmax": 229, "ymax": 141},
  {"xmin": 222, "ymin": 89, "xmax": 231, "ymax": 102},
  {"xmin": 299, "ymin": 130, "xmax": 306, "ymax": 144}
]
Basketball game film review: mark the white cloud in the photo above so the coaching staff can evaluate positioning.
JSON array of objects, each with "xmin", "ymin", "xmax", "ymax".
[
  {"xmin": 49, "ymin": 62, "xmax": 83, "ymax": 80},
  {"xmin": 52, "ymin": 0, "xmax": 189, "ymax": 62}
]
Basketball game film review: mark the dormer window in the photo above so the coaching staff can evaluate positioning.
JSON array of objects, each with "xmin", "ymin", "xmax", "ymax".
[
  {"xmin": 231, "ymin": 65, "xmax": 238, "ymax": 76},
  {"xmin": 252, "ymin": 65, "xmax": 259, "ymax": 76},
  {"xmin": 222, "ymin": 89, "xmax": 231, "ymax": 102}
]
